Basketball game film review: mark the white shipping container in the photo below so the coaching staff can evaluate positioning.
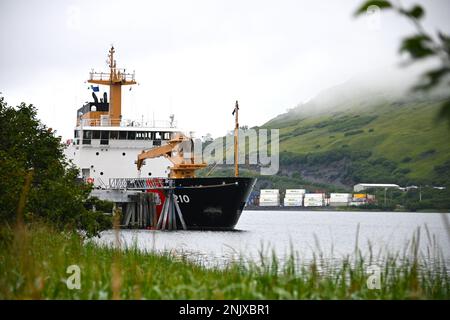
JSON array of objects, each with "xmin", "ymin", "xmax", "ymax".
[
  {"xmin": 304, "ymin": 193, "xmax": 325, "ymax": 199},
  {"xmin": 284, "ymin": 198, "xmax": 302, "ymax": 203},
  {"xmin": 304, "ymin": 193, "xmax": 324, "ymax": 207},
  {"xmin": 260, "ymin": 193, "xmax": 280, "ymax": 198},
  {"xmin": 304, "ymin": 200, "xmax": 324, "ymax": 207},
  {"xmin": 260, "ymin": 195, "xmax": 280, "ymax": 200},
  {"xmin": 330, "ymin": 193, "xmax": 351, "ymax": 201},
  {"xmin": 284, "ymin": 197, "xmax": 303, "ymax": 201},
  {"xmin": 260, "ymin": 189, "xmax": 279, "ymax": 195},
  {"xmin": 259, "ymin": 200, "xmax": 280, "ymax": 206},
  {"xmin": 304, "ymin": 197, "xmax": 324, "ymax": 202},
  {"xmin": 260, "ymin": 195, "xmax": 280, "ymax": 201},
  {"xmin": 285, "ymin": 189, "xmax": 306, "ymax": 195},
  {"xmin": 283, "ymin": 190, "xmax": 303, "ymax": 205},
  {"xmin": 260, "ymin": 200, "xmax": 280, "ymax": 205},
  {"xmin": 284, "ymin": 195, "xmax": 302, "ymax": 199},
  {"xmin": 284, "ymin": 199, "xmax": 302, "ymax": 206},
  {"xmin": 260, "ymin": 198, "xmax": 279, "ymax": 202},
  {"xmin": 304, "ymin": 201, "xmax": 323, "ymax": 205}
]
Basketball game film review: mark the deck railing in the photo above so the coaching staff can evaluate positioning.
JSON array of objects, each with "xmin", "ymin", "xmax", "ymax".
[
  {"xmin": 79, "ymin": 118, "xmax": 177, "ymax": 128},
  {"xmin": 89, "ymin": 69, "xmax": 135, "ymax": 82},
  {"xmin": 109, "ymin": 178, "xmax": 168, "ymax": 190}
]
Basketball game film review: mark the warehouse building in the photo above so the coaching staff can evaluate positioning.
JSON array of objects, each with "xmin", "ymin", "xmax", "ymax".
[{"xmin": 353, "ymin": 183, "xmax": 400, "ymax": 192}]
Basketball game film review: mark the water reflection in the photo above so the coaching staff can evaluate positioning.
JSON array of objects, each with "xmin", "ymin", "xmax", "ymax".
[{"xmin": 95, "ymin": 210, "xmax": 450, "ymax": 269}]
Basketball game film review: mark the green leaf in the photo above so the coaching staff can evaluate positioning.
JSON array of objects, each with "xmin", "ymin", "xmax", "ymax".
[
  {"xmin": 399, "ymin": 34, "xmax": 435, "ymax": 59},
  {"xmin": 354, "ymin": 0, "xmax": 392, "ymax": 17},
  {"xmin": 437, "ymin": 31, "xmax": 450, "ymax": 53},
  {"xmin": 437, "ymin": 31, "xmax": 450, "ymax": 43},
  {"xmin": 413, "ymin": 67, "xmax": 450, "ymax": 91},
  {"xmin": 400, "ymin": 5, "xmax": 424, "ymax": 20}
]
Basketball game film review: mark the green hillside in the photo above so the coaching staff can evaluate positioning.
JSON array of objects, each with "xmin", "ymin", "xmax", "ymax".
[
  {"xmin": 258, "ymin": 85, "xmax": 450, "ymax": 188},
  {"xmin": 203, "ymin": 80, "xmax": 450, "ymax": 209}
]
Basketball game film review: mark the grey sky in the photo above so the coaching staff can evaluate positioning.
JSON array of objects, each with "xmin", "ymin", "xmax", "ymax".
[{"xmin": 1, "ymin": 0, "xmax": 449, "ymax": 139}]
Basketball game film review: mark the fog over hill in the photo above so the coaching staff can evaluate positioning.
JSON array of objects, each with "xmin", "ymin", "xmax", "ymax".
[
  {"xmin": 249, "ymin": 63, "xmax": 450, "ymax": 190},
  {"xmin": 266, "ymin": 63, "xmax": 450, "ymax": 125}
]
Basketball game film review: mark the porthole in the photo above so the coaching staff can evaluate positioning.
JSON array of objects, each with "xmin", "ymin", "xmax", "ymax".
[
  {"xmin": 148, "ymin": 172, "xmax": 152, "ymax": 176},
  {"xmin": 100, "ymin": 172, "xmax": 104, "ymax": 175},
  {"xmin": 96, "ymin": 152, "xmax": 99, "ymax": 156},
  {"xmin": 122, "ymin": 152, "xmax": 126, "ymax": 156}
]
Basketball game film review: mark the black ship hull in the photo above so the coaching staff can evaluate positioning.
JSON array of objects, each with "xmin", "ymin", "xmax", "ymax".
[{"xmin": 151, "ymin": 177, "xmax": 256, "ymax": 230}]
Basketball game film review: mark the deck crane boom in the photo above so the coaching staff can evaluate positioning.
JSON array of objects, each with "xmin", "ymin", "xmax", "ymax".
[{"xmin": 136, "ymin": 133, "xmax": 207, "ymax": 178}]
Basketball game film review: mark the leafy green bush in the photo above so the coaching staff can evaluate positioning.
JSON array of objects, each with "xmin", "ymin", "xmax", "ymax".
[
  {"xmin": 0, "ymin": 96, "xmax": 111, "ymax": 237},
  {"xmin": 433, "ymin": 160, "xmax": 450, "ymax": 185}
]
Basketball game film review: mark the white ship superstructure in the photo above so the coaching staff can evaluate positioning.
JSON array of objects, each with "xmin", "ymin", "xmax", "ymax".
[
  {"xmin": 65, "ymin": 121, "xmax": 179, "ymax": 188},
  {"xmin": 64, "ymin": 47, "xmax": 180, "ymax": 187}
]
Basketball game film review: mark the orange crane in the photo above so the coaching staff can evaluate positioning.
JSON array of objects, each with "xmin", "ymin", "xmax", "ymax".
[{"xmin": 136, "ymin": 133, "xmax": 207, "ymax": 178}]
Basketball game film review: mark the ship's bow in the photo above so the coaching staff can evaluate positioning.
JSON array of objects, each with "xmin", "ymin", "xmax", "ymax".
[{"xmin": 173, "ymin": 177, "xmax": 256, "ymax": 230}]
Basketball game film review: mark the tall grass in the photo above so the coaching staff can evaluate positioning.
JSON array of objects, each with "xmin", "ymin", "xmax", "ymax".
[{"xmin": 0, "ymin": 222, "xmax": 448, "ymax": 299}]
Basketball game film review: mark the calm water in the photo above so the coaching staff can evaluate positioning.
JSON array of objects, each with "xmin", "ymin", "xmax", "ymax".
[{"xmin": 96, "ymin": 210, "xmax": 450, "ymax": 267}]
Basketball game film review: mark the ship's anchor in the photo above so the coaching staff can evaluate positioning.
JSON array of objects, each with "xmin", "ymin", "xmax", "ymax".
[{"xmin": 156, "ymin": 180, "xmax": 187, "ymax": 230}]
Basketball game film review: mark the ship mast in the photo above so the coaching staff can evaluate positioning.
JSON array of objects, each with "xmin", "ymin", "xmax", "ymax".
[
  {"xmin": 233, "ymin": 100, "xmax": 239, "ymax": 177},
  {"xmin": 87, "ymin": 46, "xmax": 136, "ymax": 126}
]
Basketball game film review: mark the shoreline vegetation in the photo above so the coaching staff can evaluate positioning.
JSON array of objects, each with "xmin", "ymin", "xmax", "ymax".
[{"xmin": 0, "ymin": 222, "xmax": 448, "ymax": 300}]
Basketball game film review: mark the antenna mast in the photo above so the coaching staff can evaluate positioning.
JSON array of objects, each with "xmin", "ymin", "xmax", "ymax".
[
  {"xmin": 87, "ymin": 46, "xmax": 136, "ymax": 126},
  {"xmin": 233, "ymin": 100, "xmax": 239, "ymax": 177}
]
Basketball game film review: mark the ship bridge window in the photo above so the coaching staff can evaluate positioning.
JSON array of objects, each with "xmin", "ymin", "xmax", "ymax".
[
  {"xmin": 100, "ymin": 131, "xmax": 109, "ymax": 139},
  {"xmin": 136, "ymin": 132, "xmax": 144, "ymax": 140},
  {"xmin": 82, "ymin": 130, "xmax": 91, "ymax": 144},
  {"xmin": 74, "ymin": 130, "xmax": 80, "ymax": 138},
  {"xmin": 155, "ymin": 132, "xmax": 161, "ymax": 140},
  {"xmin": 128, "ymin": 131, "xmax": 136, "ymax": 140},
  {"xmin": 162, "ymin": 132, "xmax": 171, "ymax": 140},
  {"xmin": 119, "ymin": 131, "xmax": 127, "ymax": 140},
  {"xmin": 92, "ymin": 130, "xmax": 100, "ymax": 139},
  {"xmin": 100, "ymin": 130, "xmax": 109, "ymax": 145},
  {"xmin": 136, "ymin": 131, "xmax": 152, "ymax": 140},
  {"xmin": 83, "ymin": 130, "xmax": 92, "ymax": 139},
  {"xmin": 110, "ymin": 131, "xmax": 119, "ymax": 140}
]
